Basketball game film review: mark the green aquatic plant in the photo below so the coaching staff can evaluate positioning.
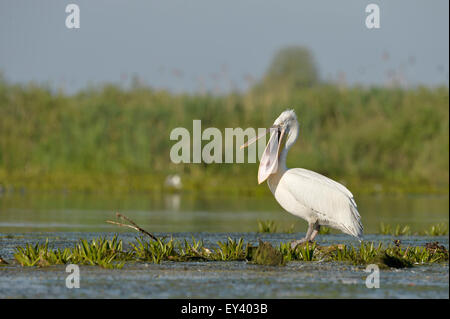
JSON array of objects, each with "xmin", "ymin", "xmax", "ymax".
[
  {"xmin": 130, "ymin": 236, "xmax": 176, "ymax": 264},
  {"xmin": 423, "ymin": 223, "xmax": 448, "ymax": 236},
  {"xmin": 12, "ymin": 231, "xmax": 449, "ymax": 269},
  {"xmin": 180, "ymin": 237, "xmax": 204, "ymax": 256},
  {"xmin": 257, "ymin": 220, "xmax": 278, "ymax": 233},
  {"xmin": 14, "ymin": 239, "xmax": 76, "ymax": 267},
  {"xmin": 278, "ymin": 241, "xmax": 317, "ymax": 262},
  {"xmin": 379, "ymin": 223, "xmax": 411, "ymax": 236},
  {"xmin": 70, "ymin": 235, "xmax": 128, "ymax": 269},
  {"xmin": 315, "ymin": 244, "xmax": 353, "ymax": 263},
  {"xmin": 213, "ymin": 237, "xmax": 247, "ymax": 261},
  {"xmin": 316, "ymin": 241, "xmax": 448, "ymax": 268},
  {"xmin": 294, "ymin": 242, "xmax": 316, "ymax": 261},
  {"xmin": 319, "ymin": 226, "xmax": 331, "ymax": 235},
  {"xmin": 284, "ymin": 224, "xmax": 296, "ymax": 234},
  {"xmin": 171, "ymin": 237, "xmax": 212, "ymax": 261},
  {"xmin": 257, "ymin": 220, "xmax": 298, "ymax": 234},
  {"xmin": 251, "ymin": 240, "xmax": 285, "ymax": 266},
  {"xmin": 14, "ymin": 235, "xmax": 128, "ymax": 269},
  {"xmin": 354, "ymin": 242, "xmax": 384, "ymax": 264},
  {"xmin": 14, "ymin": 240, "xmax": 54, "ymax": 267}
]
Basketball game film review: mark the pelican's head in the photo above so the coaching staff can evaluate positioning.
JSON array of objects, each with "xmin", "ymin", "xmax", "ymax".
[
  {"xmin": 272, "ymin": 109, "xmax": 299, "ymax": 147},
  {"xmin": 240, "ymin": 109, "xmax": 300, "ymax": 184}
]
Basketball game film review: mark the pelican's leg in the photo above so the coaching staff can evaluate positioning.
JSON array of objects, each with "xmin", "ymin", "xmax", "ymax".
[
  {"xmin": 290, "ymin": 222, "xmax": 315, "ymax": 249},
  {"xmin": 309, "ymin": 224, "xmax": 321, "ymax": 242}
]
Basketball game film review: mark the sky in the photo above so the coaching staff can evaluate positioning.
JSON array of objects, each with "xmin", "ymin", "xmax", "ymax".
[{"xmin": 0, "ymin": 0, "xmax": 448, "ymax": 94}]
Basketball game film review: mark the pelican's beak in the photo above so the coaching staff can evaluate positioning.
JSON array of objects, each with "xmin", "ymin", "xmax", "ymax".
[
  {"xmin": 257, "ymin": 126, "xmax": 285, "ymax": 184},
  {"xmin": 240, "ymin": 127, "xmax": 270, "ymax": 150}
]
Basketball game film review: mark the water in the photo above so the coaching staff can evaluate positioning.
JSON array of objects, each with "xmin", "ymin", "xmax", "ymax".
[
  {"xmin": 0, "ymin": 232, "xmax": 448, "ymax": 298},
  {"xmin": 0, "ymin": 193, "xmax": 448, "ymax": 233},
  {"xmin": 0, "ymin": 193, "xmax": 448, "ymax": 298}
]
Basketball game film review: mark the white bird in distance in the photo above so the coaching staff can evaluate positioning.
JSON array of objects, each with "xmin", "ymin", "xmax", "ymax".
[{"xmin": 241, "ymin": 109, "xmax": 363, "ymax": 248}]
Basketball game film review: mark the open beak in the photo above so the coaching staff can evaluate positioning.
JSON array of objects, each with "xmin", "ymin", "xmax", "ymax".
[
  {"xmin": 240, "ymin": 126, "xmax": 273, "ymax": 150},
  {"xmin": 257, "ymin": 126, "xmax": 285, "ymax": 184},
  {"xmin": 239, "ymin": 125, "xmax": 286, "ymax": 184}
]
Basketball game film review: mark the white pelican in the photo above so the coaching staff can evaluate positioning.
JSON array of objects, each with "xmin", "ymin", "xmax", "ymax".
[{"xmin": 241, "ymin": 109, "xmax": 363, "ymax": 248}]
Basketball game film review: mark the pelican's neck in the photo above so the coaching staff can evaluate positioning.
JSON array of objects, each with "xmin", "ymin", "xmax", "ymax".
[
  {"xmin": 277, "ymin": 121, "xmax": 299, "ymax": 174},
  {"xmin": 267, "ymin": 120, "xmax": 299, "ymax": 193},
  {"xmin": 266, "ymin": 121, "xmax": 299, "ymax": 193}
]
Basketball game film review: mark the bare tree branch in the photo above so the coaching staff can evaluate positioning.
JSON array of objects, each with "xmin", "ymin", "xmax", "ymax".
[
  {"xmin": 106, "ymin": 212, "xmax": 158, "ymax": 241},
  {"xmin": 0, "ymin": 256, "xmax": 8, "ymax": 265}
]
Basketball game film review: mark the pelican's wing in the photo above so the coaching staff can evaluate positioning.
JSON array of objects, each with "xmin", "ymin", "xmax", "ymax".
[
  {"xmin": 291, "ymin": 168, "xmax": 357, "ymax": 207},
  {"xmin": 282, "ymin": 168, "xmax": 363, "ymax": 238}
]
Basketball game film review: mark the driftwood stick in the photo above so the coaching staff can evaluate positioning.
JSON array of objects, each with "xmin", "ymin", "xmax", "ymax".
[
  {"xmin": 0, "ymin": 255, "xmax": 8, "ymax": 265},
  {"xmin": 106, "ymin": 212, "xmax": 158, "ymax": 241}
]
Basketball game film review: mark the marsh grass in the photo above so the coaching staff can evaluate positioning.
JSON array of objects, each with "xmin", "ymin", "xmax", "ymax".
[
  {"xmin": 14, "ymin": 235, "xmax": 131, "ymax": 269},
  {"xmin": 279, "ymin": 242, "xmax": 317, "ymax": 262},
  {"xmin": 13, "ymin": 235, "xmax": 448, "ymax": 269},
  {"xmin": 251, "ymin": 240, "xmax": 285, "ymax": 266},
  {"xmin": 213, "ymin": 237, "xmax": 247, "ymax": 261},
  {"xmin": 256, "ymin": 220, "xmax": 297, "ymax": 234},
  {"xmin": 14, "ymin": 240, "xmax": 66, "ymax": 267},
  {"xmin": 257, "ymin": 220, "xmax": 278, "ymax": 233},
  {"xmin": 423, "ymin": 223, "xmax": 448, "ymax": 236},
  {"xmin": 278, "ymin": 240, "xmax": 449, "ymax": 268},
  {"xmin": 129, "ymin": 236, "xmax": 177, "ymax": 263},
  {"xmin": 379, "ymin": 223, "xmax": 411, "ymax": 236},
  {"xmin": 319, "ymin": 226, "xmax": 331, "ymax": 235},
  {"xmin": 257, "ymin": 221, "xmax": 448, "ymax": 237},
  {"xmin": 379, "ymin": 223, "xmax": 448, "ymax": 236}
]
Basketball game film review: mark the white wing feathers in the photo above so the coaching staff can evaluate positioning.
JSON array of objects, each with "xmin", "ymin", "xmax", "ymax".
[{"xmin": 283, "ymin": 168, "xmax": 363, "ymax": 239}]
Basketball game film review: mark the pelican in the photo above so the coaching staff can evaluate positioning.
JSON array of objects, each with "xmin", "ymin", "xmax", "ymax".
[{"xmin": 241, "ymin": 109, "xmax": 363, "ymax": 248}]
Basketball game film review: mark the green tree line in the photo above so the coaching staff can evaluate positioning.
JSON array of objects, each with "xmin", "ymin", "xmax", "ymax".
[
  {"xmin": 0, "ymin": 78, "xmax": 447, "ymax": 195},
  {"xmin": 0, "ymin": 46, "xmax": 448, "ymax": 195}
]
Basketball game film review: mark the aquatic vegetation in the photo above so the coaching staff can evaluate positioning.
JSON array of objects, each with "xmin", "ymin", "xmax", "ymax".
[
  {"xmin": 130, "ymin": 236, "xmax": 176, "ymax": 264},
  {"xmin": 14, "ymin": 240, "xmax": 72, "ymax": 267},
  {"xmin": 294, "ymin": 242, "xmax": 317, "ymax": 261},
  {"xmin": 257, "ymin": 220, "xmax": 278, "ymax": 233},
  {"xmin": 278, "ymin": 241, "xmax": 317, "ymax": 262},
  {"xmin": 14, "ymin": 235, "xmax": 128, "ymax": 269},
  {"xmin": 179, "ymin": 237, "xmax": 210, "ymax": 260},
  {"xmin": 212, "ymin": 237, "xmax": 247, "ymax": 261},
  {"xmin": 319, "ymin": 226, "xmax": 331, "ymax": 235},
  {"xmin": 284, "ymin": 224, "xmax": 296, "ymax": 234},
  {"xmin": 312, "ymin": 242, "xmax": 383, "ymax": 265},
  {"xmin": 258, "ymin": 221, "xmax": 449, "ymax": 237},
  {"xmin": 257, "ymin": 221, "xmax": 450, "ymax": 237},
  {"xmin": 279, "ymin": 240, "xmax": 449, "ymax": 269},
  {"xmin": 379, "ymin": 223, "xmax": 411, "ymax": 236},
  {"xmin": 423, "ymin": 223, "xmax": 448, "ymax": 236},
  {"xmin": 251, "ymin": 240, "xmax": 285, "ymax": 266},
  {"xmin": 11, "ymin": 234, "xmax": 449, "ymax": 269},
  {"xmin": 256, "ymin": 220, "xmax": 304, "ymax": 234},
  {"xmin": 72, "ymin": 236, "xmax": 129, "ymax": 268},
  {"xmin": 378, "ymin": 223, "xmax": 448, "ymax": 236}
]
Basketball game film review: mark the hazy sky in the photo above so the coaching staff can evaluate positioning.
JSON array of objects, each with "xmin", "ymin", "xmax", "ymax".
[{"xmin": 0, "ymin": 0, "xmax": 448, "ymax": 94}]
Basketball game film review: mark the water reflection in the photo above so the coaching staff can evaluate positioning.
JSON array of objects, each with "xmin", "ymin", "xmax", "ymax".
[
  {"xmin": 0, "ymin": 193, "xmax": 448, "ymax": 234},
  {"xmin": 164, "ymin": 194, "xmax": 181, "ymax": 211}
]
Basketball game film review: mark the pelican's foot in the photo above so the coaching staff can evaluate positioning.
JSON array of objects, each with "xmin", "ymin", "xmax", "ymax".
[{"xmin": 290, "ymin": 239, "xmax": 313, "ymax": 250}]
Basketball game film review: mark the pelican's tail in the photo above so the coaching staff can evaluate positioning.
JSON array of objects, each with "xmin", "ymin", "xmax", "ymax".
[
  {"xmin": 349, "ymin": 203, "xmax": 364, "ymax": 240},
  {"xmin": 340, "ymin": 203, "xmax": 363, "ymax": 240}
]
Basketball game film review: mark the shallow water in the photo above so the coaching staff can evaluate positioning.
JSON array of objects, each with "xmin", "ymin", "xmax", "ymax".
[
  {"xmin": 0, "ymin": 232, "xmax": 448, "ymax": 298},
  {"xmin": 0, "ymin": 193, "xmax": 448, "ymax": 233},
  {"xmin": 0, "ymin": 193, "xmax": 448, "ymax": 298}
]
